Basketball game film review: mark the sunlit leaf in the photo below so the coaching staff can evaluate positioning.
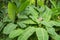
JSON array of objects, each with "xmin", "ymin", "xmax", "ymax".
[
  {"xmin": 9, "ymin": 29, "xmax": 24, "ymax": 38},
  {"xmin": 18, "ymin": 27, "xmax": 35, "ymax": 40},
  {"xmin": 46, "ymin": 27, "xmax": 60, "ymax": 40},
  {"xmin": 3, "ymin": 23, "xmax": 17, "ymax": 34},
  {"xmin": 8, "ymin": 2, "xmax": 17, "ymax": 22},
  {"xmin": 17, "ymin": 22, "xmax": 27, "ymax": 28},
  {"xmin": 36, "ymin": 28, "xmax": 49, "ymax": 40}
]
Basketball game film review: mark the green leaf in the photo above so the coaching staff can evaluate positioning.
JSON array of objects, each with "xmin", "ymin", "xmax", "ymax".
[
  {"xmin": 41, "ymin": 21, "xmax": 60, "ymax": 28},
  {"xmin": 29, "ymin": 16, "xmax": 39, "ymax": 24},
  {"xmin": 40, "ymin": 21, "xmax": 53, "ymax": 27},
  {"xmin": 50, "ymin": 0, "xmax": 56, "ymax": 8},
  {"xmin": 18, "ymin": 27, "xmax": 35, "ymax": 40},
  {"xmin": 41, "ymin": 6, "xmax": 52, "ymax": 21},
  {"xmin": 46, "ymin": 27, "xmax": 60, "ymax": 40},
  {"xmin": 8, "ymin": 2, "xmax": 17, "ymax": 22},
  {"xmin": 18, "ymin": 0, "xmax": 30, "ymax": 13},
  {"xmin": 17, "ymin": 14, "xmax": 28, "ymax": 19},
  {"xmin": 17, "ymin": 22, "xmax": 27, "ymax": 28},
  {"xmin": 38, "ymin": 0, "xmax": 44, "ymax": 6},
  {"xmin": 9, "ymin": 29, "xmax": 24, "ymax": 38},
  {"xmin": 11, "ymin": 0, "xmax": 20, "ymax": 7},
  {"xmin": 29, "ymin": 6, "xmax": 38, "ymax": 18},
  {"xmin": 36, "ymin": 28, "xmax": 49, "ymax": 40},
  {"xmin": 3, "ymin": 16, "xmax": 11, "ymax": 22},
  {"xmin": 19, "ymin": 0, "xmax": 26, "ymax": 3},
  {"xmin": 49, "ymin": 21, "xmax": 60, "ymax": 27},
  {"xmin": 0, "ymin": 22, "xmax": 3, "ymax": 28},
  {"xmin": 0, "ymin": 22, "xmax": 4, "ymax": 32},
  {"xmin": 18, "ymin": 19, "xmax": 36, "ymax": 24},
  {"xmin": 3, "ymin": 23, "xmax": 17, "ymax": 34}
]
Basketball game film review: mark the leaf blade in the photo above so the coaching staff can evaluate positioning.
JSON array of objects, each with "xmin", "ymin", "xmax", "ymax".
[
  {"xmin": 36, "ymin": 28, "xmax": 49, "ymax": 40},
  {"xmin": 3, "ymin": 23, "xmax": 17, "ymax": 34},
  {"xmin": 18, "ymin": 27, "xmax": 35, "ymax": 40}
]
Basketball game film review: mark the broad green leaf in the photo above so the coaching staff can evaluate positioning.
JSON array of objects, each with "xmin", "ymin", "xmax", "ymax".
[
  {"xmin": 9, "ymin": 29, "xmax": 24, "ymax": 38},
  {"xmin": 17, "ymin": 22, "xmax": 27, "ymax": 28},
  {"xmin": 18, "ymin": 19, "xmax": 36, "ymax": 24},
  {"xmin": 49, "ymin": 21, "xmax": 60, "ymax": 27},
  {"xmin": 29, "ymin": 15, "xmax": 39, "ymax": 24},
  {"xmin": 18, "ymin": 0, "xmax": 30, "ymax": 13},
  {"xmin": 46, "ymin": 27, "xmax": 60, "ymax": 40},
  {"xmin": 17, "ymin": 14, "xmax": 28, "ymax": 19},
  {"xmin": 3, "ymin": 23, "xmax": 17, "ymax": 34},
  {"xmin": 36, "ymin": 28, "xmax": 49, "ymax": 40},
  {"xmin": 34, "ymin": 7, "xmax": 45, "ymax": 14},
  {"xmin": 41, "ymin": 21, "xmax": 60, "ymax": 27},
  {"xmin": 8, "ymin": 2, "xmax": 17, "ymax": 22},
  {"xmin": 41, "ymin": 6, "xmax": 52, "ymax": 21},
  {"xmin": 18, "ymin": 27, "xmax": 35, "ymax": 40},
  {"xmin": 29, "ymin": 6, "xmax": 38, "ymax": 18},
  {"xmin": 40, "ymin": 21, "xmax": 53, "ymax": 27}
]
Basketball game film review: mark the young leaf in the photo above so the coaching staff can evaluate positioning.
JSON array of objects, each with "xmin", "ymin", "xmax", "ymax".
[
  {"xmin": 9, "ymin": 29, "xmax": 24, "ymax": 38},
  {"xmin": 8, "ymin": 2, "xmax": 17, "ymax": 22},
  {"xmin": 3, "ymin": 23, "xmax": 17, "ymax": 34},
  {"xmin": 36, "ymin": 28, "xmax": 49, "ymax": 40},
  {"xmin": 18, "ymin": 27, "xmax": 35, "ymax": 40}
]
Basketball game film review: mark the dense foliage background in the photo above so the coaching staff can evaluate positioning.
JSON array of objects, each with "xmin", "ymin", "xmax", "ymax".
[{"xmin": 0, "ymin": 0, "xmax": 60, "ymax": 40}]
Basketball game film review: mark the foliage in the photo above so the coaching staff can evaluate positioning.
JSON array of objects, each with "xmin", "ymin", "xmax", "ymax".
[{"xmin": 0, "ymin": 0, "xmax": 60, "ymax": 40}]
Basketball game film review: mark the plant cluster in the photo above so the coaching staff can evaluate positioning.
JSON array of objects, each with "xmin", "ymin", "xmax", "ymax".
[{"xmin": 0, "ymin": 0, "xmax": 60, "ymax": 40}]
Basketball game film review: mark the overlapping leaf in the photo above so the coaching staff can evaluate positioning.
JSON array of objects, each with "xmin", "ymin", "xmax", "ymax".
[
  {"xmin": 41, "ymin": 21, "xmax": 60, "ymax": 27},
  {"xmin": 18, "ymin": 19, "xmax": 36, "ymax": 24},
  {"xmin": 17, "ymin": 22, "xmax": 27, "ymax": 28},
  {"xmin": 36, "ymin": 28, "xmax": 49, "ymax": 40},
  {"xmin": 29, "ymin": 6, "xmax": 38, "ymax": 18},
  {"xmin": 46, "ymin": 27, "xmax": 60, "ymax": 40},
  {"xmin": 9, "ymin": 29, "xmax": 24, "ymax": 38},
  {"xmin": 18, "ymin": 27, "xmax": 35, "ymax": 40},
  {"xmin": 3, "ymin": 23, "xmax": 17, "ymax": 34},
  {"xmin": 41, "ymin": 6, "xmax": 52, "ymax": 21}
]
